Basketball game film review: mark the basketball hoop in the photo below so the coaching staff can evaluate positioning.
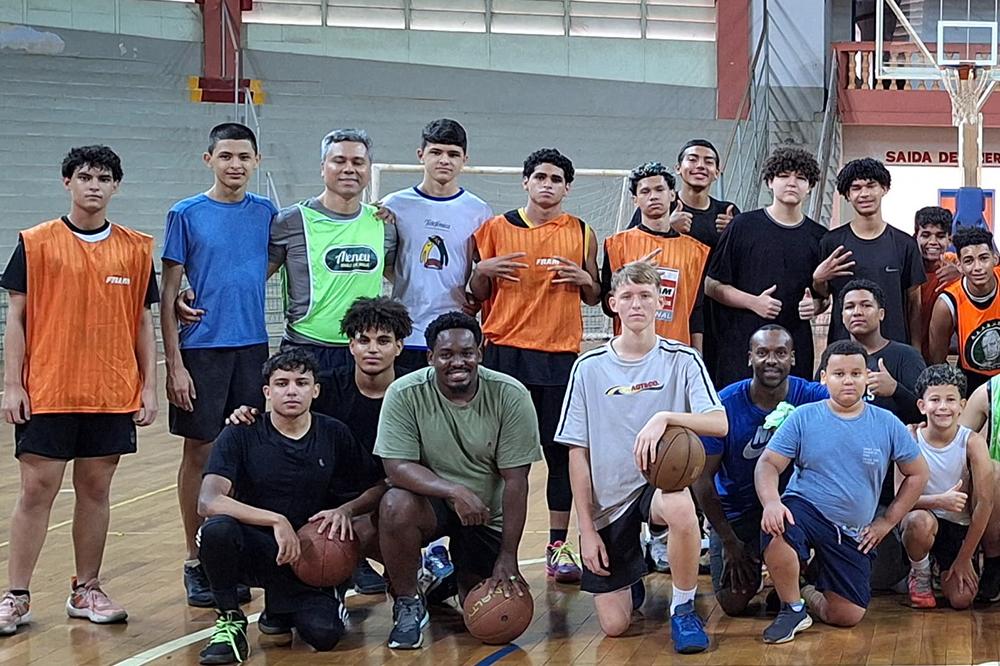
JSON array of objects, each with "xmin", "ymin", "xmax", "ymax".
[{"xmin": 941, "ymin": 63, "xmax": 995, "ymax": 126}]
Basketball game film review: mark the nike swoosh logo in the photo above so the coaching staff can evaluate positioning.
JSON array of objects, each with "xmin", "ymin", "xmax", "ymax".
[
  {"xmin": 742, "ymin": 441, "xmax": 768, "ymax": 460},
  {"xmin": 885, "ymin": 267, "xmax": 900, "ymax": 273}
]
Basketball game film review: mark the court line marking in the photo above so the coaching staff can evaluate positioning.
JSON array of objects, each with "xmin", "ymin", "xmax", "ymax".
[
  {"xmin": 0, "ymin": 483, "xmax": 177, "ymax": 549},
  {"xmin": 114, "ymin": 557, "xmax": 549, "ymax": 665}
]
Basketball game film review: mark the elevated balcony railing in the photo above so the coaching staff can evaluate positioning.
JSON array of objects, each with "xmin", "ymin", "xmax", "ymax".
[{"xmin": 835, "ymin": 41, "xmax": 1000, "ymax": 127}]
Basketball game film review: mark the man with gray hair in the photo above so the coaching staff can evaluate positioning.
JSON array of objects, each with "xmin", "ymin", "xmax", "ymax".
[{"xmin": 267, "ymin": 128, "xmax": 397, "ymax": 370}]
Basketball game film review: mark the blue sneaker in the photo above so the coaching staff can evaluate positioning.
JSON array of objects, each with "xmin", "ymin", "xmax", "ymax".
[
  {"xmin": 762, "ymin": 602, "xmax": 812, "ymax": 644},
  {"xmin": 423, "ymin": 545, "xmax": 454, "ymax": 579},
  {"xmin": 670, "ymin": 601, "xmax": 709, "ymax": 654}
]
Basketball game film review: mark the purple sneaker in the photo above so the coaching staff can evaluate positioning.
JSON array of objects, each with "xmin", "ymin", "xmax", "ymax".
[{"xmin": 546, "ymin": 541, "xmax": 582, "ymax": 584}]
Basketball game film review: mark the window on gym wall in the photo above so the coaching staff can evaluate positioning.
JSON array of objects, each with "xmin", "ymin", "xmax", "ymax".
[{"xmin": 240, "ymin": 0, "xmax": 716, "ymax": 41}]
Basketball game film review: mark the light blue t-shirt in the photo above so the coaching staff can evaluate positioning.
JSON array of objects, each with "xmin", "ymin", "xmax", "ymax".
[
  {"xmin": 162, "ymin": 193, "xmax": 277, "ymax": 349},
  {"xmin": 766, "ymin": 400, "xmax": 921, "ymax": 537}
]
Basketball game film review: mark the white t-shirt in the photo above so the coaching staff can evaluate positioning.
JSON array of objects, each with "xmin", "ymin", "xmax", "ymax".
[
  {"xmin": 383, "ymin": 186, "xmax": 493, "ymax": 348},
  {"xmin": 554, "ymin": 337, "xmax": 724, "ymax": 529}
]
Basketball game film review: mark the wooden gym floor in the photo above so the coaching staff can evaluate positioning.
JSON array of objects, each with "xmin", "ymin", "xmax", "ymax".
[{"xmin": 3, "ymin": 381, "xmax": 1000, "ymax": 665}]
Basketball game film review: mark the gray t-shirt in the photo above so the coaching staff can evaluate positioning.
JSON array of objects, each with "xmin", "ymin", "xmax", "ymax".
[
  {"xmin": 767, "ymin": 400, "xmax": 922, "ymax": 537},
  {"xmin": 554, "ymin": 337, "xmax": 724, "ymax": 529},
  {"xmin": 268, "ymin": 197, "xmax": 397, "ymax": 346}
]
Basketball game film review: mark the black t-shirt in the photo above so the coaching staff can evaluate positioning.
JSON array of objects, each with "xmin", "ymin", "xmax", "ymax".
[
  {"xmin": 204, "ymin": 413, "xmax": 381, "ymax": 529},
  {"xmin": 627, "ymin": 196, "xmax": 738, "ymax": 249},
  {"xmin": 0, "ymin": 217, "xmax": 159, "ymax": 305},
  {"xmin": 707, "ymin": 209, "xmax": 826, "ymax": 387},
  {"xmin": 820, "ymin": 224, "xmax": 926, "ymax": 344},
  {"xmin": 312, "ymin": 365, "xmax": 412, "ymax": 454}
]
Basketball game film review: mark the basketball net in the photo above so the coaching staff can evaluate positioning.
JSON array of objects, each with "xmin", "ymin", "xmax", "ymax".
[{"xmin": 941, "ymin": 64, "xmax": 995, "ymax": 127}]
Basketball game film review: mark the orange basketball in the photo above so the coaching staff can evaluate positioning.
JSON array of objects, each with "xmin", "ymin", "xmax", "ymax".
[
  {"xmin": 463, "ymin": 580, "xmax": 534, "ymax": 645},
  {"xmin": 291, "ymin": 523, "xmax": 359, "ymax": 588},
  {"xmin": 643, "ymin": 425, "xmax": 705, "ymax": 492}
]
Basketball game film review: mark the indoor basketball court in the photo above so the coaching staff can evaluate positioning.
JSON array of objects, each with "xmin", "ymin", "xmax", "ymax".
[{"xmin": 7, "ymin": 0, "xmax": 1000, "ymax": 664}]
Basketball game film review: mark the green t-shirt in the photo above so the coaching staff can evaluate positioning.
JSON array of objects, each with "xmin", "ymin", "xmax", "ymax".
[{"xmin": 374, "ymin": 366, "xmax": 542, "ymax": 530}]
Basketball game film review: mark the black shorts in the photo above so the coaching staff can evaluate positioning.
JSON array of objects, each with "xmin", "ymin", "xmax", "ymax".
[
  {"xmin": 15, "ymin": 413, "xmax": 137, "ymax": 460},
  {"xmin": 931, "ymin": 515, "xmax": 971, "ymax": 573},
  {"xmin": 761, "ymin": 496, "xmax": 875, "ymax": 609},
  {"xmin": 581, "ymin": 485, "xmax": 663, "ymax": 595},
  {"xmin": 281, "ymin": 342, "xmax": 353, "ymax": 375},
  {"xmin": 397, "ymin": 348, "xmax": 429, "ymax": 370},
  {"xmin": 169, "ymin": 344, "xmax": 269, "ymax": 441},
  {"xmin": 427, "ymin": 498, "xmax": 502, "ymax": 583}
]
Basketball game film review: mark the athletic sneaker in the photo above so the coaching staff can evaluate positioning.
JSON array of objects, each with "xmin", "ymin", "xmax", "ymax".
[
  {"xmin": 646, "ymin": 533, "xmax": 670, "ymax": 573},
  {"xmin": 66, "ymin": 578, "xmax": 127, "ymax": 624},
  {"xmin": 199, "ymin": 610, "xmax": 249, "ymax": 665},
  {"xmin": 908, "ymin": 569, "xmax": 936, "ymax": 608},
  {"xmin": 257, "ymin": 610, "xmax": 293, "ymax": 647},
  {"xmin": 546, "ymin": 541, "xmax": 582, "ymax": 584},
  {"xmin": 388, "ymin": 595, "xmax": 429, "ymax": 650},
  {"xmin": 425, "ymin": 571, "xmax": 458, "ymax": 607},
  {"xmin": 762, "ymin": 602, "xmax": 812, "ymax": 644},
  {"xmin": 0, "ymin": 591, "xmax": 30, "ymax": 635},
  {"xmin": 423, "ymin": 545, "xmax": 455, "ymax": 579},
  {"xmin": 670, "ymin": 601, "xmax": 709, "ymax": 654},
  {"xmin": 353, "ymin": 560, "xmax": 387, "ymax": 595},
  {"xmin": 185, "ymin": 563, "xmax": 214, "ymax": 607},
  {"xmin": 185, "ymin": 565, "xmax": 251, "ymax": 607}
]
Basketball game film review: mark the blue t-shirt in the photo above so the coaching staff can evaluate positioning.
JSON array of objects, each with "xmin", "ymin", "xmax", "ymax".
[
  {"xmin": 766, "ymin": 401, "xmax": 922, "ymax": 537},
  {"xmin": 162, "ymin": 193, "xmax": 277, "ymax": 348},
  {"xmin": 702, "ymin": 377, "xmax": 828, "ymax": 521}
]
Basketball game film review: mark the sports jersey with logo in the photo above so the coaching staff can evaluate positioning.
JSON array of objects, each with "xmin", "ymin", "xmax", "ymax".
[
  {"xmin": 20, "ymin": 219, "xmax": 153, "ymax": 412},
  {"xmin": 474, "ymin": 210, "xmax": 590, "ymax": 354},
  {"xmin": 554, "ymin": 337, "xmax": 723, "ymax": 529},
  {"xmin": 602, "ymin": 225, "xmax": 709, "ymax": 344},
  {"xmin": 268, "ymin": 198, "xmax": 389, "ymax": 346},
  {"xmin": 701, "ymin": 377, "xmax": 828, "ymax": 521},
  {"xmin": 940, "ymin": 267, "xmax": 1000, "ymax": 380},
  {"xmin": 383, "ymin": 186, "xmax": 492, "ymax": 348}
]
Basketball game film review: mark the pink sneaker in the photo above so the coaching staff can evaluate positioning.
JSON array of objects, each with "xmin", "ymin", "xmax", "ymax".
[
  {"xmin": 66, "ymin": 578, "xmax": 128, "ymax": 624},
  {"xmin": 0, "ymin": 591, "xmax": 31, "ymax": 635}
]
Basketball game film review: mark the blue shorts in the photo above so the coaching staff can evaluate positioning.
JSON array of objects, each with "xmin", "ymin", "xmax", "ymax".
[{"xmin": 760, "ymin": 496, "xmax": 874, "ymax": 609}]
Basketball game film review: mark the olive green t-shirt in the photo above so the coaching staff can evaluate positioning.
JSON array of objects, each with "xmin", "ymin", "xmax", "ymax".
[{"xmin": 374, "ymin": 366, "xmax": 542, "ymax": 530}]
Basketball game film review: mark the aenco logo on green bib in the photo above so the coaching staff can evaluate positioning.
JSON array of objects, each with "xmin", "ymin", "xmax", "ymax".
[{"xmin": 324, "ymin": 245, "xmax": 379, "ymax": 273}]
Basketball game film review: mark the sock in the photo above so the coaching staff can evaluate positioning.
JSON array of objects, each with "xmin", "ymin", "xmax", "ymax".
[
  {"xmin": 789, "ymin": 599, "xmax": 805, "ymax": 612},
  {"xmin": 910, "ymin": 555, "xmax": 931, "ymax": 575},
  {"xmin": 184, "ymin": 558, "xmax": 200, "ymax": 569},
  {"xmin": 10, "ymin": 589, "xmax": 29, "ymax": 598},
  {"xmin": 549, "ymin": 529, "xmax": 568, "ymax": 545},
  {"xmin": 670, "ymin": 585, "xmax": 697, "ymax": 615}
]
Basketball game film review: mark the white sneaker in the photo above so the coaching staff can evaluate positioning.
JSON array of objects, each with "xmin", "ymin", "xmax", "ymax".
[{"xmin": 647, "ymin": 533, "xmax": 670, "ymax": 573}]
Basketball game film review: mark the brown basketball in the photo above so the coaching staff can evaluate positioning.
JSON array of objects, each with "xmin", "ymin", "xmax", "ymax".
[
  {"xmin": 642, "ymin": 425, "xmax": 705, "ymax": 492},
  {"xmin": 463, "ymin": 580, "xmax": 534, "ymax": 645},
  {"xmin": 291, "ymin": 523, "xmax": 360, "ymax": 588}
]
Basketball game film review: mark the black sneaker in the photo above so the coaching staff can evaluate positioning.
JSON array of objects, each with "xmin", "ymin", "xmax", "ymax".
[
  {"xmin": 388, "ymin": 595, "xmax": 429, "ymax": 650},
  {"xmin": 978, "ymin": 562, "xmax": 1000, "ymax": 603},
  {"xmin": 258, "ymin": 610, "xmax": 293, "ymax": 647},
  {"xmin": 185, "ymin": 564, "xmax": 214, "ymax": 608},
  {"xmin": 426, "ymin": 572, "xmax": 458, "ymax": 606},
  {"xmin": 762, "ymin": 602, "xmax": 812, "ymax": 644},
  {"xmin": 199, "ymin": 610, "xmax": 249, "ymax": 664},
  {"xmin": 237, "ymin": 584, "xmax": 252, "ymax": 605},
  {"xmin": 353, "ymin": 560, "xmax": 387, "ymax": 595}
]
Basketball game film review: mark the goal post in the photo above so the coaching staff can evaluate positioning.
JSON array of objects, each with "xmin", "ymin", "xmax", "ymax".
[{"xmin": 369, "ymin": 163, "xmax": 634, "ymax": 341}]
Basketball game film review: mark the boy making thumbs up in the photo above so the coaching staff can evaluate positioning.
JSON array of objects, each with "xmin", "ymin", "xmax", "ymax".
[{"xmin": 704, "ymin": 147, "xmax": 827, "ymax": 388}]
